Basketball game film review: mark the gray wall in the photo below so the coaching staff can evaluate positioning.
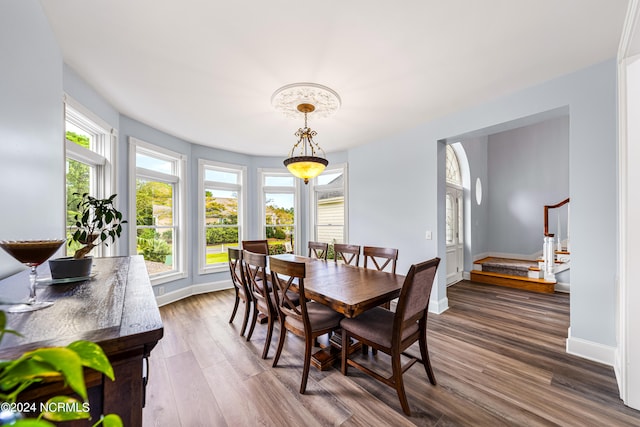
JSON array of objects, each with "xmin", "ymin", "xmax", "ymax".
[
  {"xmin": 487, "ymin": 116, "xmax": 570, "ymax": 256},
  {"xmin": 0, "ymin": 0, "xmax": 63, "ymax": 278}
]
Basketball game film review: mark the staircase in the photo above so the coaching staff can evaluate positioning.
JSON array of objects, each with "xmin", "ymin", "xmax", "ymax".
[
  {"xmin": 470, "ymin": 198, "xmax": 571, "ymax": 294},
  {"xmin": 471, "ymin": 257, "xmax": 557, "ymax": 293}
]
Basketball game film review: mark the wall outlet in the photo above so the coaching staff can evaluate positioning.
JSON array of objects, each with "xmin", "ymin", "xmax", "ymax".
[
  {"xmin": 425, "ymin": 230, "xmax": 432, "ymax": 240},
  {"xmin": 157, "ymin": 286, "xmax": 165, "ymax": 296}
]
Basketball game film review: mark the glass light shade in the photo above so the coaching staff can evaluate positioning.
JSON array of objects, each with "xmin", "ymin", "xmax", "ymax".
[{"xmin": 284, "ymin": 156, "xmax": 328, "ymax": 184}]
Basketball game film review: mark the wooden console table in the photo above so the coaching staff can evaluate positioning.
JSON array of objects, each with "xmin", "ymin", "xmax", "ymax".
[{"xmin": 0, "ymin": 255, "xmax": 163, "ymax": 426}]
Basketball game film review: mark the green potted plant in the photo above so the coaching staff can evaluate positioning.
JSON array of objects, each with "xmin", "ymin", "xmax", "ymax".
[
  {"xmin": 49, "ymin": 193, "xmax": 126, "ymax": 279},
  {"xmin": 0, "ymin": 311, "xmax": 123, "ymax": 426}
]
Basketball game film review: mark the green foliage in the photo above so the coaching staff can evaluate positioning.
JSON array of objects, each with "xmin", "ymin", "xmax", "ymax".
[
  {"xmin": 0, "ymin": 312, "xmax": 122, "ymax": 426},
  {"xmin": 70, "ymin": 193, "xmax": 127, "ymax": 259},
  {"xmin": 205, "ymin": 227, "xmax": 239, "ymax": 245},
  {"xmin": 135, "ymin": 181, "xmax": 172, "ymax": 226},
  {"xmin": 138, "ymin": 236, "xmax": 172, "ymax": 263},
  {"xmin": 268, "ymin": 243, "xmax": 287, "ymax": 255}
]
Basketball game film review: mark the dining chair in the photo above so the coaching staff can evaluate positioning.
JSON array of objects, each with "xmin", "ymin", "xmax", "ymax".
[
  {"xmin": 363, "ymin": 246, "xmax": 399, "ymax": 316},
  {"xmin": 243, "ymin": 250, "xmax": 278, "ymax": 359},
  {"xmin": 363, "ymin": 246, "xmax": 398, "ymax": 273},
  {"xmin": 227, "ymin": 248, "xmax": 251, "ymax": 337},
  {"xmin": 340, "ymin": 257, "xmax": 440, "ymax": 416},
  {"xmin": 333, "ymin": 243, "xmax": 361, "ymax": 266},
  {"xmin": 270, "ymin": 256, "xmax": 343, "ymax": 394},
  {"xmin": 308, "ymin": 241, "xmax": 329, "ymax": 260},
  {"xmin": 242, "ymin": 239, "xmax": 269, "ymax": 255}
]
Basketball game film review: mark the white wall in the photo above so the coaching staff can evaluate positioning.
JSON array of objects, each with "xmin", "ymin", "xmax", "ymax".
[
  {"xmin": 348, "ymin": 60, "xmax": 618, "ymax": 358},
  {"xmin": 622, "ymin": 51, "xmax": 640, "ymax": 409},
  {"xmin": 0, "ymin": 0, "xmax": 63, "ymax": 278},
  {"xmin": 460, "ymin": 136, "xmax": 489, "ymax": 271}
]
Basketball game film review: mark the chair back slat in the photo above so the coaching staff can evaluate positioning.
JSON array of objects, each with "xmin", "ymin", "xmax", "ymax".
[
  {"xmin": 242, "ymin": 239, "xmax": 269, "ymax": 255},
  {"xmin": 243, "ymin": 250, "xmax": 272, "ymax": 312},
  {"xmin": 363, "ymin": 246, "xmax": 398, "ymax": 273},
  {"xmin": 308, "ymin": 241, "xmax": 329, "ymax": 260},
  {"xmin": 334, "ymin": 243, "xmax": 360, "ymax": 266},
  {"xmin": 269, "ymin": 257, "xmax": 305, "ymax": 322},
  {"xmin": 228, "ymin": 247, "xmax": 246, "ymax": 292},
  {"xmin": 393, "ymin": 257, "xmax": 440, "ymax": 342}
]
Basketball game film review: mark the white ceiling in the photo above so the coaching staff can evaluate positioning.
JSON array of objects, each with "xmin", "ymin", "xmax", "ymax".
[{"xmin": 40, "ymin": 1, "xmax": 629, "ymax": 156}]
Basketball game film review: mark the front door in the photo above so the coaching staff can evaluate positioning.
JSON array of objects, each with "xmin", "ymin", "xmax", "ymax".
[{"xmin": 446, "ymin": 186, "xmax": 463, "ymax": 285}]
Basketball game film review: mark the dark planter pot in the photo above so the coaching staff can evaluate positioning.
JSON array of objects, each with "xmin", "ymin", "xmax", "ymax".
[{"xmin": 48, "ymin": 256, "xmax": 93, "ymax": 279}]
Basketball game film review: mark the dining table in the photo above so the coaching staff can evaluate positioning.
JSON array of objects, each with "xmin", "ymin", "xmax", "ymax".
[{"xmin": 269, "ymin": 253, "xmax": 405, "ymax": 370}]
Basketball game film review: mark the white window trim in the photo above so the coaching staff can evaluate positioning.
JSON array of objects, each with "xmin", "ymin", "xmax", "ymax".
[
  {"xmin": 309, "ymin": 163, "xmax": 349, "ymax": 245},
  {"xmin": 259, "ymin": 168, "xmax": 300, "ymax": 254},
  {"xmin": 198, "ymin": 159, "xmax": 247, "ymax": 274},
  {"xmin": 129, "ymin": 137, "xmax": 187, "ymax": 285},
  {"xmin": 64, "ymin": 94, "xmax": 118, "ymax": 256}
]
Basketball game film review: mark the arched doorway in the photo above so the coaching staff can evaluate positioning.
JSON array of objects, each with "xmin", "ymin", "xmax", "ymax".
[{"xmin": 445, "ymin": 145, "xmax": 464, "ymax": 285}]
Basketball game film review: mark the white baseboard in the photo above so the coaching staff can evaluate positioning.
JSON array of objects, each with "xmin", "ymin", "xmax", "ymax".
[
  {"xmin": 555, "ymin": 282, "xmax": 570, "ymax": 293},
  {"xmin": 156, "ymin": 279, "xmax": 233, "ymax": 307},
  {"xmin": 462, "ymin": 271, "xmax": 471, "ymax": 280},
  {"xmin": 566, "ymin": 327, "xmax": 616, "ymax": 367},
  {"xmin": 429, "ymin": 297, "xmax": 449, "ymax": 314}
]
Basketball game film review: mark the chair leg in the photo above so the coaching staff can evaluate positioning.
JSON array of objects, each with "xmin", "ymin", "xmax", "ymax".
[
  {"xmin": 261, "ymin": 314, "xmax": 274, "ymax": 359},
  {"xmin": 300, "ymin": 334, "xmax": 313, "ymax": 394},
  {"xmin": 272, "ymin": 318, "xmax": 287, "ymax": 367},
  {"xmin": 246, "ymin": 303, "xmax": 258, "ymax": 341},
  {"xmin": 341, "ymin": 328, "xmax": 349, "ymax": 375},
  {"xmin": 239, "ymin": 300, "xmax": 250, "ymax": 336},
  {"xmin": 419, "ymin": 330, "xmax": 437, "ymax": 385},
  {"xmin": 392, "ymin": 351, "xmax": 411, "ymax": 416},
  {"xmin": 229, "ymin": 292, "xmax": 240, "ymax": 323}
]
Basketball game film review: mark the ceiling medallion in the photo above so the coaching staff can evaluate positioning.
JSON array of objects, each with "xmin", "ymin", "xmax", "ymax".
[
  {"xmin": 271, "ymin": 83, "xmax": 341, "ymax": 119},
  {"xmin": 273, "ymin": 83, "xmax": 340, "ymax": 184}
]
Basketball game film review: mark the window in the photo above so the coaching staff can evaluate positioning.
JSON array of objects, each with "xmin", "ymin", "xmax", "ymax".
[
  {"xmin": 445, "ymin": 145, "xmax": 462, "ymax": 186},
  {"xmin": 64, "ymin": 96, "xmax": 115, "ymax": 257},
  {"xmin": 310, "ymin": 164, "xmax": 348, "ymax": 258},
  {"xmin": 260, "ymin": 170, "xmax": 299, "ymax": 254},
  {"xmin": 130, "ymin": 138, "xmax": 186, "ymax": 283},
  {"xmin": 445, "ymin": 145, "xmax": 463, "ymax": 246},
  {"xmin": 199, "ymin": 160, "xmax": 246, "ymax": 273}
]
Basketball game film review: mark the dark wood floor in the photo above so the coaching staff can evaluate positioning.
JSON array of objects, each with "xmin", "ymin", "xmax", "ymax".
[{"xmin": 142, "ymin": 280, "xmax": 640, "ymax": 426}]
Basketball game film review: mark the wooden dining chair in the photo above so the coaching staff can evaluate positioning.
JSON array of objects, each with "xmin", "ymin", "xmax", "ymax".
[
  {"xmin": 340, "ymin": 257, "xmax": 440, "ymax": 416},
  {"xmin": 333, "ymin": 243, "xmax": 361, "ymax": 266},
  {"xmin": 363, "ymin": 246, "xmax": 399, "ymax": 316},
  {"xmin": 243, "ymin": 250, "xmax": 278, "ymax": 359},
  {"xmin": 242, "ymin": 239, "xmax": 269, "ymax": 255},
  {"xmin": 308, "ymin": 241, "xmax": 329, "ymax": 260},
  {"xmin": 363, "ymin": 246, "xmax": 398, "ymax": 273},
  {"xmin": 227, "ymin": 248, "xmax": 251, "ymax": 337},
  {"xmin": 270, "ymin": 256, "xmax": 343, "ymax": 394}
]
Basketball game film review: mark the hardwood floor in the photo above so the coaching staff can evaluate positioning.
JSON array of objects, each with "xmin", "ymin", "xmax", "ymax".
[{"xmin": 142, "ymin": 281, "xmax": 640, "ymax": 426}]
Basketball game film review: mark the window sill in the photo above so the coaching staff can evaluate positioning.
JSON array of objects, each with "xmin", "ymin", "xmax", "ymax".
[
  {"xmin": 150, "ymin": 271, "xmax": 187, "ymax": 286},
  {"xmin": 199, "ymin": 264, "xmax": 228, "ymax": 275}
]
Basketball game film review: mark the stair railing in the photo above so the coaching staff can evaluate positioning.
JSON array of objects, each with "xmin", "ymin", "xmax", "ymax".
[{"xmin": 544, "ymin": 198, "xmax": 570, "ymax": 237}]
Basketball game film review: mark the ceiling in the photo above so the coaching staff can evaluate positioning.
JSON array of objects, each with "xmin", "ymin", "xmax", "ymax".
[{"xmin": 40, "ymin": 1, "xmax": 629, "ymax": 156}]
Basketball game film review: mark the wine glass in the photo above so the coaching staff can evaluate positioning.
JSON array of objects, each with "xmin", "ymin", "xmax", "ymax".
[{"xmin": 0, "ymin": 239, "xmax": 65, "ymax": 312}]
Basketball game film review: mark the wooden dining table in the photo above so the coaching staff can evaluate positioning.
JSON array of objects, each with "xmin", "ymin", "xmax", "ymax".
[{"xmin": 270, "ymin": 254, "xmax": 405, "ymax": 369}]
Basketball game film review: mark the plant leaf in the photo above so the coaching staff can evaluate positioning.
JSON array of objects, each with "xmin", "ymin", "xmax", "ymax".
[
  {"xmin": 67, "ymin": 341, "xmax": 114, "ymax": 381},
  {"xmin": 26, "ymin": 348, "xmax": 86, "ymax": 400},
  {"xmin": 40, "ymin": 396, "xmax": 90, "ymax": 421},
  {"xmin": 0, "ymin": 358, "xmax": 61, "ymax": 391},
  {"xmin": 97, "ymin": 414, "xmax": 124, "ymax": 427},
  {"xmin": 13, "ymin": 419, "xmax": 56, "ymax": 427}
]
